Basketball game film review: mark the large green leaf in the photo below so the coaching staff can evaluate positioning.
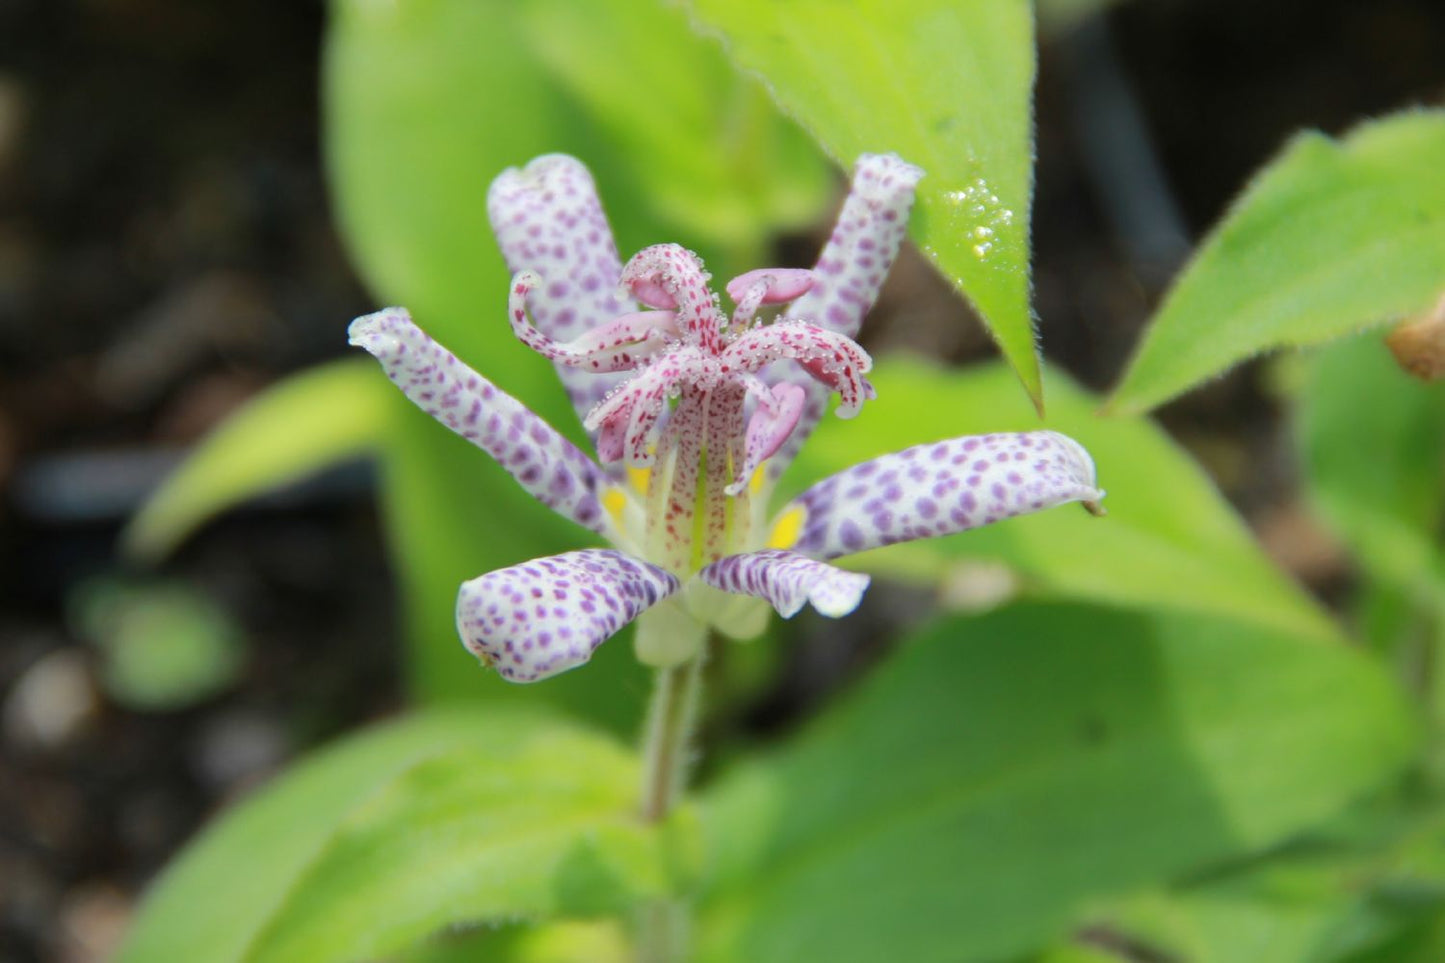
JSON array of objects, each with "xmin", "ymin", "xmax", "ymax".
[
  {"xmin": 520, "ymin": 0, "xmax": 830, "ymax": 250},
  {"xmin": 1109, "ymin": 111, "xmax": 1445, "ymax": 414},
  {"xmin": 689, "ymin": 0, "xmax": 1043, "ymax": 408},
  {"xmin": 1029, "ymin": 788, "xmax": 1445, "ymax": 963},
  {"xmin": 118, "ymin": 708, "xmax": 535, "ymax": 961},
  {"xmin": 117, "ymin": 707, "xmax": 687, "ymax": 963},
  {"xmin": 1296, "ymin": 336, "xmax": 1445, "ymax": 617},
  {"xmin": 242, "ymin": 741, "xmax": 680, "ymax": 962},
  {"xmin": 323, "ymin": 0, "xmax": 832, "ymax": 708},
  {"xmin": 696, "ymin": 603, "xmax": 1415, "ymax": 963},
  {"xmin": 121, "ymin": 358, "xmax": 389, "ymax": 563},
  {"xmin": 789, "ymin": 355, "xmax": 1338, "ymax": 642}
]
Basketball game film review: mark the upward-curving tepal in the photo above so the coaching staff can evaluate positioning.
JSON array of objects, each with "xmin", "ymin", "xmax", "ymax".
[{"xmin": 348, "ymin": 154, "xmax": 1105, "ymax": 683}]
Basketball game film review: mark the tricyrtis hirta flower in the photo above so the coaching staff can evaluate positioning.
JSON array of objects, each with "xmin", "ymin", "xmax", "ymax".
[{"xmin": 349, "ymin": 154, "xmax": 1104, "ymax": 682}]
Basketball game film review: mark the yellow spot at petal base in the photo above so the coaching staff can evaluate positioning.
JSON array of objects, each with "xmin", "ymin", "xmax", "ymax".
[
  {"xmin": 766, "ymin": 505, "xmax": 805, "ymax": 550},
  {"xmin": 628, "ymin": 466, "xmax": 652, "ymax": 496},
  {"xmin": 749, "ymin": 465, "xmax": 767, "ymax": 495},
  {"xmin": 603, "ymin": 488, "xmax": 629, "ymax": 529}
]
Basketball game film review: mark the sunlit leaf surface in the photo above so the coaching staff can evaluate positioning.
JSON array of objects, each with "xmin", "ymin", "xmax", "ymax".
[
  {"xmin": 697, "ymin": 603, "xmax": 1414, "ymax": 963},
  {"xmin": 1110, "ymin": 111, "xmax": 1445, "ymax": 414},
  {"xmin": 117, "ymin": 708, "xmax": 688, "ymax": 963},
  {"xmin": 790, "ymin": 355, "xmax": 1338, "ymax": 641},
  {"xmin": 690, "ymin": 0, "xmax": 1043, "ymax": 407}
]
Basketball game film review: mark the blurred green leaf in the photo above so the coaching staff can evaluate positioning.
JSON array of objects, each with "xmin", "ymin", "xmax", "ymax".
[
  {"xmin": 1296, "ymin": 337, "xmax": 1445, "ymax": 618},
  {"xmin": 1109, "ymin": 110, "xmax": 1445, "ymax": 414},
  {"xmin": 1042, "ymin": 788, "xmax": 1445, "ymax": 963},
  {"xmin": 790, "ymin": 355, "xmax": 1339, "ymax": 642},
  {"xmin": 122, "ymin": 358, "xmax": 387, "ymax": 563},
  {"xmin": 398, "ymin": 919, "xmax": 632, "ymax": 963},
  {"xmin": 73, "ymin": 578, "xmax": 244, "ymax": 711},
  {"xmin": 1339, "ymin": 911, "xmax": 1445, "ymax": 963},
  {"xmin": 118, "ymin": 707, "xmax": 688, "ymax": 963},
  {"xmin": 243, "ymin": 737, "xmax": 683, "ymax": 962},
  {"xmin": 1076, "ymin": 861, "xmax": 1377, "ymax": 963},
  {"xmin": 1030, "ymin": 946, "xmax": 1131, "ymax": 963},
  {"xmin": 323, "ymin": 0, "xmax": 835, "ymax": 710},
  {"xmin": 520, "ymin": 0, "xmax": 830, "ymax": 248},
  {"xmin": 120, "ymin": 709, "xmax": 523, "ymax": 962},
  {"xmin": 695, "ymin": 602, "xmax": 1415, "ymax": 963},
  {"xmin": 689, "ymin": 0, "xmax": 1043, "ymax": 408}
]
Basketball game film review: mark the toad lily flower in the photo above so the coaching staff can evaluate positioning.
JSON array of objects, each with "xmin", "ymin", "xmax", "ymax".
[{"xmin": 349, "ymin": 154, "xmax": 1103, "ymax": 682}]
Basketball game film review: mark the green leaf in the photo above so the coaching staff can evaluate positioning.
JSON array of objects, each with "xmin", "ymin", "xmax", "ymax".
[
  {"xmin": 243, "ymin": 737, "xmax": 681, "ymax": 962},
  {"xmin": 121, "ymin": 358, "xmax": 388, "ymax": 563},
  {"xmin": 1045, "ymin": 788, "xmax": 1445, "ymax": 963},
  {"xmin": 72, "ymin": 578, "xmax": 244, "ymax": 711},
  {"xmin": 689, "ymin": 0, "xmax": 1043, "ymax": 408},
  {"xmin": 118, "ymin": 708, "xmax": 687, "ymax": 963},
  {"xmin": 519, "ymin": 0, "xmax": 830, "ymax": 249},
  {"xmin": 1109, "ymin": 110, "xmax": 1445, "ymax": 414},
  {"xmin": 696, "ymin": 602, "xmax": 1415, "ymax": 963},
  {"xmin": 398, "ymin": 919, "xmax": 631, "ymax": 963},
  {"xmin": 1296, "ymin": 336, "xmax": 1445, "ymax": 616},
  {"xmin": 789, "ymin": 355, "xmax": 1339, "ymax": 642},
  {"xmin": 119, "ymin": 709, "xmax": 517, "ymax": 962}
]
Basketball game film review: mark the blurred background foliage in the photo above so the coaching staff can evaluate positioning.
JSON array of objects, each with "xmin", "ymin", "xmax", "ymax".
[{"xmin": 3, "ymin": 0, "xmax": 1445, "ymax": 961}]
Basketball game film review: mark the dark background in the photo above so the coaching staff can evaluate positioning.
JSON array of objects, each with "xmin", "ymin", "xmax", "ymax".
[{"xmin": 1, "ymin": 1, "xmax": 1442, "ymax": 959}]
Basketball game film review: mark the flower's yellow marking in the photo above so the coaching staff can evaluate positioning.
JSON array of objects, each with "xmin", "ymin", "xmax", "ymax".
[
  {"xmin": 628, "ymin": 466, "xmax": 652, "ymax": 496},
  {"xmin": 603, "ymin": 488, "xmax": 630, "ymax": 530},
  {"xmin": 749, "ymin": 465, "xmax": 767, "ymax": 495},
  {"xmin": 766, "ymin": 505, "xmax": 805, "ymax": 550}
]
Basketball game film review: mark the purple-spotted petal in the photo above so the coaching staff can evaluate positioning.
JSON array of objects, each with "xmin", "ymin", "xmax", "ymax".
[
  {"xmin": 348, "ymin": 307, "xmax": 612, "ymax": 536},
  {"xmin": 487, "ymin": 155, "xmax": 635, "ymax": 428},
  {"xmin": 457, "ymin": 549, "xmax": 681, "ymax": 683},
  {"xmin": 699, "ymin": 549, "xmax": 870, "ymax": 618},
  {"xmin": 797, "ymin": 154, "xmax": 923, "ymax": 339},
  {"xmin": 783, "ymin": 431, "xmax": 1104, "ymax": 560},
  {"xmin": 764, "ymin": 154, "xmax": 924, "ymax": 481}
]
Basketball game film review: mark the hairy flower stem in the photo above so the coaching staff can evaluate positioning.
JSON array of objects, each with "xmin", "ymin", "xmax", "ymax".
[
  {"xmin": 640, "ymin": 655, "xmax": 704, "ymax": 823},
  {"xmin": 636, "ymin": 654, "xmax": 703, "ymax": 963}
]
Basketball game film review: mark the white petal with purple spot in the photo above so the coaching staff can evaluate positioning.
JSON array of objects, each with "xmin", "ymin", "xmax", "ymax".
[
  {"xmin": 699, "ymin": 549, "xmax": 870, "ymax": 618},
  {"xmin": 764, "ymin": 153, "xmax": 924, "ymax": 482},
  {"xmin": 456, "ymin": 549, "xmax": 680, "ymax": 683},
  {"xmin": 348, "ymin": 307, "xmax": 613, "ymax": 537},
  {"xmin": 487, "ymin": 154, "xmax": 636, "ymax": 429},
  {"xmin": 785, "ymin": 430, "xmax": 1104, "ymax": 560}
]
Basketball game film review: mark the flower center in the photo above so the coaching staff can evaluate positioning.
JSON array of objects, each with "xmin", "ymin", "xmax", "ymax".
[{"xmin": 509, "ymin": 243, "xmax": 874, "ymax": 575}]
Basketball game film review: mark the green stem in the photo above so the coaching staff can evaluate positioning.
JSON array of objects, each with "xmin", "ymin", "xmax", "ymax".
[
  {"xmin": 640, "ymin": 657, "xmax": 704, "ymax": 823},
  {"xmin": 636, "ymin": 656, "xmax": 703, "ymax": 962}
]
